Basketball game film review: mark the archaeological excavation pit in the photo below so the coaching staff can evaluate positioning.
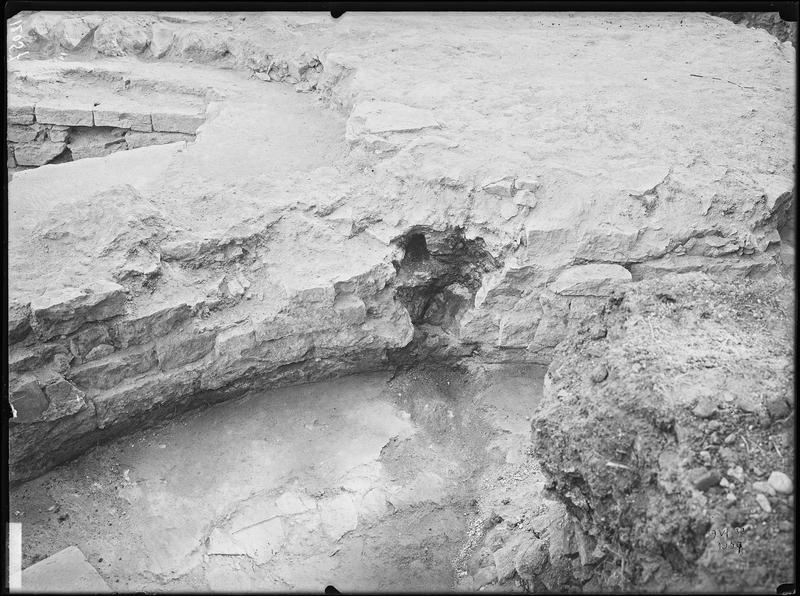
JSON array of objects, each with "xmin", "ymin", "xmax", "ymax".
[{"xmin": 6, "ymin": 9, "xmax": 796, "ymax": 594}]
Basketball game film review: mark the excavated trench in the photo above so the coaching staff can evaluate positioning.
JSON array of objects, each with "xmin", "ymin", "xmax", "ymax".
[{"xmin": 9, "ymin": 227, "xmax": 556, "ymax": 592}]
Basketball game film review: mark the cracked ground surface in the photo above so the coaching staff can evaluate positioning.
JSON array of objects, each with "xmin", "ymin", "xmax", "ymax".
[{"xmin": 9, "ymin": 365, "xmax": 547, "ymax": 591}]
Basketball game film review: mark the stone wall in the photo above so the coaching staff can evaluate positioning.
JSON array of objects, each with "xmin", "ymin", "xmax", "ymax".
[{"xmin": 7, "ymin": 99, "xmax": 200, "ymax": 171}]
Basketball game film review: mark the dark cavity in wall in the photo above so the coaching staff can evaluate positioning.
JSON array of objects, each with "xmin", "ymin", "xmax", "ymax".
[{"xmin": 388, "ymin": 227, "xmax": 500, "ymax": 368}]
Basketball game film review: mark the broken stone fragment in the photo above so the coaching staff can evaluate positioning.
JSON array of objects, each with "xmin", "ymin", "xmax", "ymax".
[
  {"xmin": 84, "ymin": 343, "xmax": 115, "ymax": 362},
  {"xmin": 690, "ymin": 467, "xmax": 721, "ymax": 491},
  {"xmin": 149, "ymin": 23, "xmax": 176, "ymax": 58},
  {"xmin": 548, "ymin": 264, "xmax": 632, "ymax": 297},
  {"xmin": 53, "ymin": 17, "xmax": 93, "ymax": 50},
  {"xmin": 755, "ymin": 493, "xmax": 772, "ymax": 513},
  {"xmin": 482, "ymin": 177, "xmax": 515, "ymax": 197},
  {"xmin": 691, "ymin": 396, "xmax": 717, "ymax": 419},
  {"xmin": 514, "ymin": 177, "xmax": 540, "ymax": 192},
  {"xmin": 92, "ymin": 16, "xmax": 149, "ymax": 56},
  {"xmin": 9, "ymin": 375, "xmax": 49, "ymax": 423},
  {"xmin": 512, "ymin": 189, "xmax": 538, "ymax": 208},
  {"xmin": 35, "ymin": 101, "xmax": 94, "ymax": 127},
  {"xmin": 514, "ymin": 538, "xmax": 549, "ymax": 581},
  {"xmin": 768, "ymin": 471, "xmax": 793, "ymax": 495},
  {"xmin": 752, "ymin": 480, "xmax": 777, "ymax": 496},
  {"xmin": 13, "ymin": 141, "xmax": 67, "ymax": 166},
  {"xmin": 589, "ymin": 364, "xmax": 608, "ymax": 384},
  {"xmin": 31, "ymin": 281, "xmax": 127, "ymax": 341}
]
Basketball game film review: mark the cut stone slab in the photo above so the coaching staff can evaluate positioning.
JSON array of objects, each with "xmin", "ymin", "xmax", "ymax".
[
  {"xmin": 151, "ymin": 111, "xmax": 205, "ymax": 134},
  {"xmin": 346, "ymin": 100, "xmax": 440, "ymax": 142},
  {"xmin": 35, "ymin": 101, "xmax": 94, "ymax": 126},
  {"xmin": 207, "ymin": 528, "xmax": 247, "ymax": 556},
  {"xmin": 30, "ymin": 280, "xmax": 127, "ymax": 341},
  {"xmin": 21, "ymin": 545, "xmax": 111, "ymax": 593},
  {"xmin": 93, "ymin": 107, "xmax": 153, "ymax": 132},
  {"xmin": 548, "ymin": 264, "xmax": 633, "ymax": 297}
]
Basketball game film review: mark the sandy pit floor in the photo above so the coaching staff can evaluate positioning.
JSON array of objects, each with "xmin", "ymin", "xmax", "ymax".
[{"xmin": 9, "ymin": 364, "xmax": 546, "ymax": 592}]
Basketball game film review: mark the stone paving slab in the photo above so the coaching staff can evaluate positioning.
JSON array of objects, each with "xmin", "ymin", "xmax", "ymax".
[{"xmin": 20, "ymin": 546, "xmax": 112, "ymax": 593}]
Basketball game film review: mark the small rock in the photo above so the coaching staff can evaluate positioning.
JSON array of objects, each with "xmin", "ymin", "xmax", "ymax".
[
  {"xmin": 768, "ymin": 471, "xmax": 793, "ymax": 495},
  {"xmin": 719, "ymin": 477, "xmax": 731, "ymax": 488},
  {"xmin": 723, "ymin": 432, "xmax": 737, "ymax": 445},
  {"xmin": 690, "ymin": 467, "xmax": 721, "ymax": 491},
  {"xmin": 725, "ymin": 493, "xmax": 737, "ymax": 504},
  {"xmin": 755, "ymin": 493, "xmax": 772, "ymax": 513},
  {"xmin": 778, "ymin": 521, "xmax": 793, "ymax": 532},
  {"xmin": 707, "ymin": 420, "xmax": 722, "ymax": 432},
  {"xmin": 589, "ymin": 364, "xmax": 608, "ymax": 384},
  {"xmin": 752, "ymin": 481, "xmax": 776, "ymax": 496},
  {"xmin": 692, "ymin": 396, "xmax": 717, "ymax": 419}
]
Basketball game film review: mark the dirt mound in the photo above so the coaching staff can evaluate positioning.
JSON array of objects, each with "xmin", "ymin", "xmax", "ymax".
[{"xmin": 530, "ymin": 273, "xmax": 794, "ymax": 591}]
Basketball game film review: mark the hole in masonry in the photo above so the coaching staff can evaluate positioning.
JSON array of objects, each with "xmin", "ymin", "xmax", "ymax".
[{"xmin": 401, "ymin": 233, "xmax": 430, "ymax": 265}]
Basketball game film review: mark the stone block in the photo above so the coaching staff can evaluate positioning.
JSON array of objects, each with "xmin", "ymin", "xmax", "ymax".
[
  {"xmin": 67, "ymin": 126, "xmax": 127, "ymax": 160},
  {"xmin": 92, "ymin": 364, "xmax": 200, "ymax": 429},
  {"xmin": 30, "ymin": 281, "xmax": 127, "ymax": 341},
  {"xmin": 35, "ymin": 101, "xmax": 94, "ymax": 126},
  {"xmin": 125, "ymin": 130, "xmax": 193, "ymax": 149},
  {"xmin": 92, "ymin": 16, "xmax": 149, "ymax": 56},
  {"xmin": 9, "ymin": 343, "xmax": 70, "ymax": 374},
  {"xmin": 93, "ymin": 107, "xmax": 152, "ymax": 132},
  {"xmin": 70, "ymin": 344, "xmax": 158, "ymax": 391},
  {"xmin": 48, "ymin": 125, "xmax": 71, "ymax": 142},
  {"xmin": 42, "ymin": 378, "xmax": 88, "ymax": 421},
  {"xmin": 346, "ymin": 101, "xmax": 440, "ymax": 142},
  {"xmin": 69, "ymin": 323, "xmax": 110, "ymax": 359},
  {"xmin": 149, "ymin": 23, "xmax": 176, "ymax": 58},
  {"xmin": 8, "ymin": 301, "xmax": 31, "ymax": 344},
  {"xmin": 53, "ymin": 17, "xmax": 93, "ymax": 50},
  {"xmin": 110, "ymin": 302, "xmax": 192, "ymax": 348},
  {"xmin": 8, "ymin": 101, "xmax": 35, "ymax": 125},
  {"xmin": 21, "ymin": 546, "xmax": 111, "ymax": 593},
  {"xmin": 214, "ymin": 322, "xmax": 256, "ymax": 361},
  {"xmin": 8, "ymin": 124, "xmax": 39, "ymax": 143},
  {"xmin": 156, "ymin": 329, "xmax": 217, "ymax": 371},
  {"xmin": 13, "ymin": 141, "xmax": 67, "ymax": 166},
  {"xmin": 548, "ymin": 264, "xmax": 632, "ymax": 297},
  {"xmin": 333, "ymin": 293, "xmax": 367, "ymax": 325},
  {"xmin": 9, "ymin": 375, "xmax": 49, "ymax": 423},
  {"xmin": 151, "ymin": 111, "xmax": 205, "ymax": 134}
]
